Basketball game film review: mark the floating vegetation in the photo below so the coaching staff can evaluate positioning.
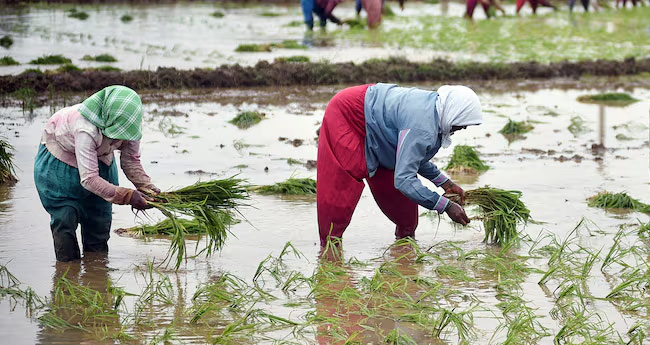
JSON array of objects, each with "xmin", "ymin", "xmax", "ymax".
[
  {"xmin": 229, "ymin": 111, "xmax": 264, "ymax": 129},
  {"xmin": 144, "ymin": 178, "xmax": 248, "ymax": 268},
  {"xmin": 120, "ymin": 14, "xmax": 133, "ymax": 22},
  {"xmin": 445, "ymin": 145, "xmax": 489, "ymax": 174},
  {"xmin": 68, "ymin": 9, "xmax": 89, "ymax": 20},
  {"xmin": 13, "ymin": 87, "xmax": 36, "ymax": 112},
  {"xmin": 29, "ymin": 54, "xmax": 71, "ymax": 65},
  {"xmin": 275, "ymin": 55, "xmax": 310, "ymax": 63},
  {"xmin": 210, "ymin": 11, "xmax": 225, "ymax": 18},
  {"xmin": 568, "ymin": 116, "xmax": 590, "ymax": 137},
  {"xmin": 615, "ymin": 133, "xmax": 635, "ymax": 141},
  {"xmin": 577, "ymin": 92, "xmax": 639, "ymax": 106},
  {"xmin": 499, "ymin": 119, "xmax": 534, "ymax": 136},
  {"xmin": 158, "ymin": 117, "xmax": 185, "ymax": 137},
  {"xmin": 587, "ymin": 191, "xmax": 650, "ymax": 213},
  {"xmin": 253, "ymin": 177, "xmax": 316, "ymax": 195},
  {"xmin": 0, "ymin": 35, "xmax": 13, "ymax": 49},
  {"xmin": 56, "ymin": 63, "xmax": 81, "ymax": 72},
  {"xmin": 447, "ymin": 187, "xmax": 530, "ymax": 244},
  {"xmin": 82, "ymin": 54, "xmax": 117, "ymax": 62},
  {"xmin": 0, "ymin": 56, "xmax": 18, "ymax": 66}
]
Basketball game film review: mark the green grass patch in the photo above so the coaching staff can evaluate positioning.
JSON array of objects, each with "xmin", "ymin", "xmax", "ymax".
[
  {"xmin": 253, "ymin": 177, "xmax": 316, "ymax": 195},
  {"xmin": 0, "ymin": 35, "xmax": 13, "ymax": 49},
  {"xmin": 229, "ymin": 111, "xmax": 264, "ymax": 129},
  {"xmin": 587, "ymin": 192, "xmax": 650, "ymax": 213},
  {"xmin": 275, "ymin": 55, "xmax": 310, "ymax": 63},
  {"xmin": 577, "ymin": 92, "xmax": 639, "ymax": 106},
  {"xmin": 568, "ymin": 116, "xmax": 590, "ymax": 137},
  {"xmin": 445, "ymin": 145, "xmax": 489, "ymax": 174},
  {"xmin": 93, "ymin": 65, "xmax": 121, "ymax": 72},
  {"xmin": 0, "ymin": 138, "xmax": 17, "ymax": 184},
  {"xmin": 56, "ymin": 63, "xmax": 81, "ymax": 72},
  {"xmin": 29, "ymin": 54, "xmax": 71, "ymax": 65},
  {"xmin": 0, "ymin": 56, "xmax": 19, "ymax": 66},
  {"xmin": 82, "ymin": 54, "xmax": 117, "ymax": 62},
  {"xmin": 68, "ymin": 9, "xmax": 89, "ymax": 20},
  {"xmin": 120, "ymin": 14, "xmax": 133, "ymax": 22}
]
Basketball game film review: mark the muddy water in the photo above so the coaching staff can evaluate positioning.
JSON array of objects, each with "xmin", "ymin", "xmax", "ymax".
[
  {"xmin": 0, "ymin": 84, "xmax": 648, "ymax": 344},
  {"xmin": 0, "ymin": 2, "xmax": 545, "ymax": 75}
]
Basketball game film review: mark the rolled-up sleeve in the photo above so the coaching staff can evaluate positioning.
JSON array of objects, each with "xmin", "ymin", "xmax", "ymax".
[
  {"xmin": 394, "ymin": 128, "xmax": 449, "ymax": 214},
  {"xmin": 75, "ymin": 133, "xmax": 133, "ymax": 205},
  {"xmin": 119, "ymin": 141, "xmax": 155, "ymax": 191}
]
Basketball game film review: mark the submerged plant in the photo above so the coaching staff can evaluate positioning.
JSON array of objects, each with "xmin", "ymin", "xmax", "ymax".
[
  {"xmin": 445, "ymin": 145, "xmax": 489, "ymax": 174},
  {"xmin": 253, "ymin": 177, "xmax": 316, "ymax": 195},
  {"xmin": 229, "ymin": 111, "xmax": 264, "ymax": 129},
  {"xmin": 0, "ymin": 35, "xmax": 13, "ymax": 49},
  {"xmin": 587, "ymin": 191, "xmax": 650, "ymax": 213},
  {"xmin": 568, "ymin": 116, "xmax": 590, "ymax": 137},
  {"xmin": 144, "ymin": 178, "xmax": 249, "ymax": 268},
  {"xmin": 0, "ymin": 56, "xmax": 19, "ymax": 66},
  {"xmin": 577, "ymin": 92, "xmax": 639, "ymax": 106},
  {"xmin": 82, "ymin": 54, "xmax": 117, "ymax": 62},
  {"xmin": 29, "ymin": 54, "xmax": 71, "ymax": 65}
]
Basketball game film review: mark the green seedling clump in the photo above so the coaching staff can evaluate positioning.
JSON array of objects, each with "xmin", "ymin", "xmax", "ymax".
[
  {"xmin": 144, "ymin": 178, "xmax": 249, "ymax": 268},
  {"xmin": 229, "ymin": 111, "xmax": 264, "ymax": 129},
  {"xmin": 68, "ymin": 9, "xmax": 89, "ymax": 20},
  {"xmin": 259, "ymin": 11, "xmax": 282, "ymax": 17},
  {"xmin": 447, "ymin": 187, "xmax": 530, "ymax": 244},
  {"xmin": 588, "ymin": 191, "xmax": 650, "ymax": 213},
  {"xmin": 211, "ymin": 11, "xmax": 225, "ymax": 18},
  {"xmin": 499, "ymin": 119, "xmax": 534, "ymax": 135},
  {"xmin": 445, "ymin": 145, "xmax": 489, "ymax": 174},
  {"xmin": 275, "ymin": 56, "xmax": 310, "ymax": 63},
  {"xmin": 0, "ymin": 35, "xmax": 13, "ymax": 49},
  {"xmin": 344, "ymin": 18, "xmax": 366, "ymax": 29},
  {"xmin": 235, "ymin": 44, "xmax": 272, "ymax": 52},
  {"xmin": 29, "ymin": 54, "xmax": 71, "ymax": 65},
  {"xmin": 286, "ymin": 20, "xmax": 304, "ymax": 27},
  {"xmin": 0, "ymin": 138, "xmax": 18, "ymax": 184},
  {"xmin": 0, "ymin": 56, "xmax": 19, "ymax": 66},
  {"xmin": 56, "ymin": 63, "xmax": 81, "ymax": 72},
  {"xmin": 272, "ymin": 40, "xmax": 306, "ymax": 49},
  {"xmin": 120, "ymin": 14, "xmax": 133, "ymax": 22},
  {"xmin": 117, "ymin": 215, "xmax": 233, "ymax": 238},
  {"xmin": 577, "ymin": 93, "xmax": 639, "ymax": 106},
  {"xmin": 21, "ymin": 68, "xmax": 43, "ymax": 75},
  {"xmin": 254, "ymin": 177, "xmax": 317, "ymax": 195},
  {"xmin": 82, "ymin": 54, "xmax": 117, "ymax": 62},
  {"xmin": 568, "ymin": 116, "xmax": 590, "ymax": 137},
  {"xmin": 13, "ymin": 87, "xmax": 36, "ymax": 112}
]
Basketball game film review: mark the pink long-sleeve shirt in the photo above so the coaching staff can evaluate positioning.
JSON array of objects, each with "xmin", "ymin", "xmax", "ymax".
[{"xmin": 41, "ymin": 105, "xmax": 155, "ymax": 205}]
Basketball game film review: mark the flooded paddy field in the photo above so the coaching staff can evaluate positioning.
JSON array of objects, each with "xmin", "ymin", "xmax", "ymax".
[
  {"xmin": 0, "ymin": 81, "xmax": 648, "ymax": 344},
  {"xmin": 1, "ymin": 2, "xmax": 649, "ymax": 75}
]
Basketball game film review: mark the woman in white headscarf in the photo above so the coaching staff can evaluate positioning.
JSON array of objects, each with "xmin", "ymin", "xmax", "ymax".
[{"xmin": 317, "ymin": 83, "xmax": 482, "ymax": 246}]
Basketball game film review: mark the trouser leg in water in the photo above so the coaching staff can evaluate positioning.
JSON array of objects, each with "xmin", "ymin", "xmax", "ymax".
[{"xmin": 367, "ymin": 168, "xmax": 419, "ymax": 239}]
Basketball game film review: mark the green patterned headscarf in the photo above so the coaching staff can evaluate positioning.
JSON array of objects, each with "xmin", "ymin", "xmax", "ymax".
[{"xmin": 79, "ymin": 85, "xmax": 143, "ymax": 141}]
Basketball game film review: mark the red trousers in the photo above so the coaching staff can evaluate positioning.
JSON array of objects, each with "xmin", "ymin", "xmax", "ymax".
[
  {"xmin": 516, "ymin": 0, "xmax": 554, "ymax": 13},
  {"xmin": 316, "ymin": 84, "xmax": 419, "ymax": 246}
]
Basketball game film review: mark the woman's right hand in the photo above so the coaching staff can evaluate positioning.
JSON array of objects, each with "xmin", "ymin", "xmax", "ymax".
[
  {"xmin": 130, "ymin": 191, "xmax": 153, "ymax": 210},
  {"xmin": 445, "ymin": 202, "xmax": 470, "ymax": 225}
]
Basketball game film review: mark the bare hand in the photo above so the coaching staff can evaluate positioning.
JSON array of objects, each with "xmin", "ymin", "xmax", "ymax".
[
  {"xmin": 445, "ymin": 202, "xmax": 470, "ymax": 225},
  {"xmin": 444, "ymin": 182, "xmax": 466, "ymax": 205},
  {"xmin": 130, "ymin": 191, "xmax": 153, "ymax": 210}
]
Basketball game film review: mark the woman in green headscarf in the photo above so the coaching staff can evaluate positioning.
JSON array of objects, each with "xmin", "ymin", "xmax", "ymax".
[{"xmin": 34, "ymin": 85, "xmax": 159, "ymax": 262}]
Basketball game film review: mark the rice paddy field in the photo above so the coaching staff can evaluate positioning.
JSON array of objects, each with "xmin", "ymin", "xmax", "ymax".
[{"xmin": 1, "ymin": 1, "xmax": 650, "ymax": 345}]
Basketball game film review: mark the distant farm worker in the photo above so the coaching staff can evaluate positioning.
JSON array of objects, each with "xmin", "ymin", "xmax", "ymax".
[
  {"xmin": 516, "ymin": 0, "xmax": 556, "ymax": 14},
  {"xmin": 569, "ymin": 0, "xmax": 591, "ymax": 11},
  {"xmin": 301, "ymin": 0, "xmax": 344, "ymax": 30},
  {"xmin": 317, "ymin": 83, "xmax": 482, "ymax": 246},
  {"xmin": 355, "ymin": 0, "xmax": 404, "ymax": 28},
  {"xmin": 465, "ymin": 0, "xmax": 506, "ymax": 18},
  {"xmin": 35, "ymin": 85, "xmax": 159, "ymax": 262}
]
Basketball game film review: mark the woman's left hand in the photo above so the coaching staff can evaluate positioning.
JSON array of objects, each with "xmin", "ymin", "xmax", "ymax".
[
  {"xmin": 444, "ymin": 182, "xmax": 466, "ymax": 205},
  {"xmin": 139, "ymin": 185, "xmax": 161, "ymax": 196}
]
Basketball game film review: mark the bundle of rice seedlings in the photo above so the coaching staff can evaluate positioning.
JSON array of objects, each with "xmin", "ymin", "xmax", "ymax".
[
  {"xmin": 446, "ymin": 187, "xmax": 531, "ymax": 245},
  {"xmin": 229, "ymin": 111, "xmax": 264, "ymax": 129},
  {"xmin": 0, "ymin": 56, "xmax": 19, "ymax": 66},
  {"xmin": 116, "ymin": 217, "xmax": 207, "ymax": 237},
  {"xmin": 120, "ymin": 14, "xmax": 134, "ymax": 22},
  {"xmin": 577, "ymin": 93, "xmax": 639, "ymax": 106},
  {"xmin": 144, "ymin": 177, "xmax": 248, "ymax": 268},
  {"xmin": 499, "ymin": 119, "xmax": 534, "ymax": 136},
  {"xmin": 252, "ymin": 177, "xmax": 316, "ymax": 195},
  {"xmin": 0, "ymin": 138, "xmax": 17, "ymax": 184},
  {"xmin": 587, "ymin": 191, "xmax": 650, "ymax": 213},
  {"xmin": 445, "ymin": 145, "xmax": 489, "ymax": 174}
]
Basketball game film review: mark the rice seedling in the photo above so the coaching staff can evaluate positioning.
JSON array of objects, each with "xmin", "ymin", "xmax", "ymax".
[
  {"xmin": 0, "ymin": 35, "xmax": 13, "ymax": 49},
  {"xmin": 56, "ymin": 63, "xmax": 81, "ymax": 72},
  {"xmin": 116, "ymin": 217, "xmax": 215, "ymax": 237},
  {"xmin": 275, "ymin": 56, "xmax": 310, "ymax": 63},
  {"xmin": 0, "ymin": 56, "xmax": 19, "ymax": 65},
  {"xmin": 29, "ymin": 54, "xmax": 71, "ymax": 65},
  {"xmin": 567, "ymin": 116, "xmax": 590, "ymax": 137},
  {"xmin": 210, "ymin": 11, "xmax": 225, "ymax": 18},
  {"xmin": 229, "ymin": 111, "xmax": 264, "ymax": 129},
  {"xmin": 158, "ymin": 117, "xmax": 185, "ymax": 137},
  {"xmin": 577, "ymin": 92, "xmax": 639, "ymax": 106},
  {"xmin": 286, "ymin": 20, "xmax": 304, "ymax": 27},
  {"xmin": 0, "ymin": 138, "xmax": 17, "ymax": 184},
  {"xmin": 271, "ymin": 40, "xmax": 307, "ymax": 49},
  {"xmin": 588, "ymin": 191, "xmax": 650, "ymax": 213},
  {"xmin": 385, "ymin": 328, "xmax": 418, "ymax": 345},
  {"xmin": 499, "ymin": 119, "xmax": 534, "ymax": 139},
  {"xmin": 447, "ymin": 187, "xmax": 531, "ymax": 245},
  {"xmin": 68, "ymin": 9, "xmax": 90, "ymax": 20},
  {"xmin": 93, "ymin": 65, "xmax": 121, "ymax": 72},
  {"xmin": 120, "ymin": 14, "xmax": 133, "ymax": 22},
  {"xmin": 444, "ymin": 145, "xmax": 489, "ymax": 174},
  {"xmin": 20, "ymin": 68, "xmax": 43, "ymax": 75},
  {"xmin": 13, "ymin": 87, "xmax": 36, "ymax": 112},
  {"xmin": 253, "ymin": 177, "xmax": 316, "ymax": 195},
  {"xmin": 235, "ymin": 44, "xmax": 273, "ymax": 52},
  {"xmin": 82, "ymin": 54, "xmax": 118, "ymax": 62},
  {"xmin": 143, "ymin": 177, "xmax": 248, "ymax": 268},
  {"xmin": 259, "ymin": 11, "xmax": 282, "ymax": 17}
]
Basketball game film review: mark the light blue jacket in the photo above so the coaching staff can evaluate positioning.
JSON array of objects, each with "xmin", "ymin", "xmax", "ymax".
[{"xmin": 364, "ymin": 83, "xmax": 450, "ymax": 213}]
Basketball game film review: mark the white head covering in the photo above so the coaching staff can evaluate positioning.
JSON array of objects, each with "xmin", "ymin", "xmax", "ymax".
[{"xmin": 435, "ymin": 85, "xmax": 483, "ymax": 148}]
